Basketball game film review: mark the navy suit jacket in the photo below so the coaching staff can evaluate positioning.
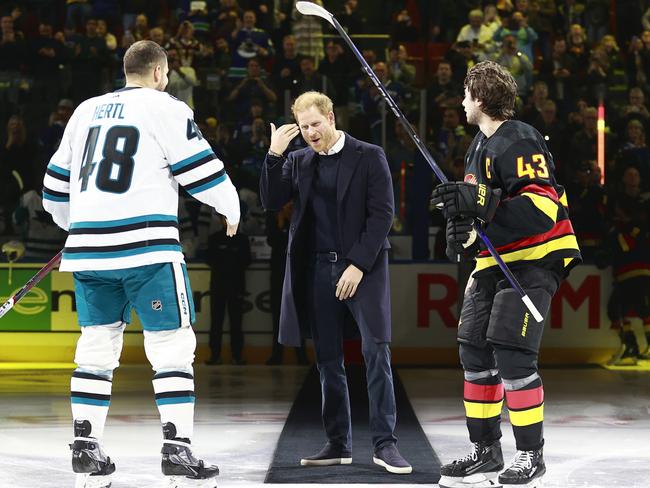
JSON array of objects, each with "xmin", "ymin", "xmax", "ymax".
[{"xmin": 260, "ymin": 133, "xmax": 394, "ymax": 346}]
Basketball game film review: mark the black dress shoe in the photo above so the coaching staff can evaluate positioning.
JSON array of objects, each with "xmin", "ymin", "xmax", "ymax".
[
  {"xmin": 300, "ymin": 442, "xmax": 352, "ymax": 466},
  {"xmin": 373, "ymin": 443, "xmax": 412, "ymax": 474},
  {"xmin": 204, "ymin": 357, "xmax": 222, "ymax": 365}
]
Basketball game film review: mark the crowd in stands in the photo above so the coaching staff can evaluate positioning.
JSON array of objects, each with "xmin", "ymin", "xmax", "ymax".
[{"xmin": 0, "ymin": 1, "xmax": 649, "ymax": 357}]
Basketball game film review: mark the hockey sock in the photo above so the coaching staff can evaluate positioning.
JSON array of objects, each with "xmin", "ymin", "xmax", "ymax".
[
  {"xmin": 152, "ymin": 371, "xmax": 195, "ymax": 439},
  {"xmin": 463, "ymin": 370, "xmax": 504, "ymax": 443},
  {"xmin": 70, "ymin": 370, "xmax": 112, "ymax": 439},
  {"xmin": 504, "ymin": 374, "xmax": 544, "ymax": 451}
]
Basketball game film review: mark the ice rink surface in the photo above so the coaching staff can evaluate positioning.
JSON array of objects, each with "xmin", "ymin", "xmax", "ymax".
[{"xmin": 1, "ymin": 365, "xmax": 649, "ymax": 488}]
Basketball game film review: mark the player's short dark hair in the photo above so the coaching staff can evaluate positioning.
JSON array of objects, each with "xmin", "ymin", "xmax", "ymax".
[
  {"xmin": 123, "ymin": 40, "xmax": 167, "ymax": 77},
  {"xmin": 464, "ymin": 60, "xmax": 517, "ymax": 120}
]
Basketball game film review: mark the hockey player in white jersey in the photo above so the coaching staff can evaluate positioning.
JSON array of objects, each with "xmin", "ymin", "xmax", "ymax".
[{"xmin": 42, "ymin": 40, "xmax": 240, "ymax": 488}]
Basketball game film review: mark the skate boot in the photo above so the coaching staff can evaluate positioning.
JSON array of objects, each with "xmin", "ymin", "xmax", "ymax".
[
  {"xmin": 438, "ymin": 440, "xmax": 504, "ymax": 488},
  {"xmin": 70, "ymin": 420, "xmax": 115, "ymax": 488},
  {"xmin": 499, "ymin": 448, "xmax": 545, "ymax": 487},
  {"xmin": 161, "ymin": 422, "xmax": 219, "ymax": 488},
  {"xmin": 608, "ymin": 330, "xmax": 639, "ymax": 366}
]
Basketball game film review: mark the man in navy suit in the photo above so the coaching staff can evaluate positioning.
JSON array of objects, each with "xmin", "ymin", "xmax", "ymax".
[{"xmin": 260, "ymin": 91, "xmax": 411, "ymax": 474}]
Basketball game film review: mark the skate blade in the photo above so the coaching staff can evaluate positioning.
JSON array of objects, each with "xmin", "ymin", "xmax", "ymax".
[
  {"xmin": 502, "ymin": 478, "xmax": 543, "ymax": 488},
  {"xmin": 439, "ymin": 471, "xmax": 501, "ymax": 488},
  {"xmin": 166, "ymin": 476, "xmax": 218, "ymax": 488},
  {"xmin": 74, "ymin": 473, "xmax": 112, "ymax": 488}
]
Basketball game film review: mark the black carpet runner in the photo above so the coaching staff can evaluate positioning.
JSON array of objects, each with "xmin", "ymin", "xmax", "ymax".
[{"xmin": 265, "ymin": 365, "xmax": 441, "ymax": 484}]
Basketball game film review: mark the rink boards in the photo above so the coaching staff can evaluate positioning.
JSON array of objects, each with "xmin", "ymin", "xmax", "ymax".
[{"xmin": 0, "ymin": 263, "xmax": 624, "ymax": 364}]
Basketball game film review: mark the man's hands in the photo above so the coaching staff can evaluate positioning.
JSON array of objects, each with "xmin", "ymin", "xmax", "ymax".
[
  {"xmin": 336, "ymin": 264, "xmax": 363, "ymax": 300},
  {"xmin": 226, "ymin": 219, "xmax": 239, "ymax": 237},
  {"xmin": 269, "ymin": 122, "xmax": 300, "ymax": 155}
]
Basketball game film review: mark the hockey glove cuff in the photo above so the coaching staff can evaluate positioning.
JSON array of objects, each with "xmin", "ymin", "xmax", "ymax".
[
  {"xmin": 431, "ymin": 182, "xmax": 501, "ymax": 223},
  {"xmin": 445, "ymin": 217, "xmax": 480, "ymax": 262}
]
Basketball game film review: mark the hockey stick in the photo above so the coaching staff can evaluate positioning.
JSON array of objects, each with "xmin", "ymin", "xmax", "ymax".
[
  {"xmin": 0, "ymin": 250, "xmax": 62, "ymax": 319},
  {"xmin": 295, "ymin": 1, "xmax": 544, "ymax": 322}
]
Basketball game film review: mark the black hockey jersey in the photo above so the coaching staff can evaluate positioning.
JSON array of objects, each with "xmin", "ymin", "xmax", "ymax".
[{"xmin": 464, "ymin": 120, "xmax": 581, "ymax": 276}]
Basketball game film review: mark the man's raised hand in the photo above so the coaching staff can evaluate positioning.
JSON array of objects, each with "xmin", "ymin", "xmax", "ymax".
[{"xmin": 269, "ymin": 122, "xmax": 300, "ymax": 156}]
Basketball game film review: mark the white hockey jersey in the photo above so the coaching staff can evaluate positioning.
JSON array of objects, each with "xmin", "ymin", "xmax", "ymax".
[{"xmin": 42, "ymin": 87, "xmax": 240, "ymax": 272}]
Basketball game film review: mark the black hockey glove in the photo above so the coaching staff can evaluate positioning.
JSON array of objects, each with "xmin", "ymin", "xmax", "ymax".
[
  {"xmin": 431, "ymin": 182, "xmax": 501, "ymax": 223},
  {"xmin": 445, "ymin": 216, "xmax": 480, "ymax": 262}
]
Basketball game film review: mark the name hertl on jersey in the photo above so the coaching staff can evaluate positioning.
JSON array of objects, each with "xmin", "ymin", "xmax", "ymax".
[
  {"xmin": 465, "ymin": 120, "xmax": 581, "ymax": 276},
  {"xmin": 42, "ymin": 87, "xmax": 240, "ymax": 272}
]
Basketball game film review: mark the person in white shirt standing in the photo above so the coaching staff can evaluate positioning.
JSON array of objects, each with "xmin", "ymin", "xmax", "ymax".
[{"xmin": 42, "ymin": 40, "xmax": 240, "ymax": 488}]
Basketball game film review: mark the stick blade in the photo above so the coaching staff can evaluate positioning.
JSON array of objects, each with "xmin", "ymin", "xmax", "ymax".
[{"xmin": 295, "ymin": 1, "xmax": 335, "ymax": 26}]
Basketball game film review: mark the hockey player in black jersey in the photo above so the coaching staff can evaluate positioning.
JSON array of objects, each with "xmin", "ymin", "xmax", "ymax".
[{"xmin": 431, "ymin": 61, "xmax": 581, "ymax": 488}]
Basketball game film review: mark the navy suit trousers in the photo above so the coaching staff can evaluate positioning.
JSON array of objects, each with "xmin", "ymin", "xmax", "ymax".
[{"xmin": 308, "ymin": 255, "xmax": 398, "ymax": 451}]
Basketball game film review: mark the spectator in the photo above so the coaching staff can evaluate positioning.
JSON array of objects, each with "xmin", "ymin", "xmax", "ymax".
[
  {"xmin": 130, "ymin": 13, "xmax": 149, "ymax": 41},
  {"xmin": 361, "ymin": 61, "xmax": 410, "ymax": 145},
  {"xmin": 570, "ymin": 106, "xmax": 615, "ymax": 177},
  {"xmin": 526, "ymin": 0, "xmax": 556, "ymax": 59},
  {"xmin": 167, "ymin": 48, "xmax": 199, "ymax": 109},
  {"xmin": 445, "ymin": 40, "xmax": 482, "ymax": 86},
  {"xmin": 390, "ymin": 9, "xmax": 418, "ymax": 43},
  {"xmin": 0, "ymin": 115, "xmax": 39, "ymax": 193},
  {"xmin": 70, "ymin": 18, "xmax": 108, "ymax": 104},
  {"xmin": 566, "ymin": 23, "xmax": 590, "ymax": 79},
  {"xmin": 521, "ymin": 80, "xmax": 549, "ymax": 126},
  {"xmin": 617, "ymin": 87, "xmax": 650, "ymax": 134},
  {"xmin": 214, "ymin": 0, "xmax": 243, "ymax": 40},
  {"xmin": 492, "ymin": 10, "xmax": 538, "ymax": 63},
  {"xmin": 532, "ymin": 99, "xmax": 569, "ymax": 180},
  {"xmin": 583, "ymin": 0, "xmax": 609, "ymax": 44},
  {"xmin": 427, "ymin": 60, "xmax": 463, "ymax": 124},
  {"xmin": 539, "ymin": 37, "xmax": 576, "ymax": 114},
  {"xmin": 318, "ymin": 41, "xmax": 350, "ymax": 129},
  {"xmin": 271, "ymin": 34, "xmax": 302, "ymax": 93},
  {"xmin": 96, "ymin": 19, "xmax": 117, "ymax": 51},
  {"xmin": 456, "ymin": 9, "xmax": 493, "ymax": 54},
  {"xmin": 168, "ymin": 20, "xmax": 209, "ymax": 69},
  {"xmin": 337, "ymin": 0, "xmax": 364, "ymax": 35},
  {"xmin": 186, "ymin": 1, "xmax": 211, "ymax": 41},
  {"xmin": 234, "ymin": 99, "xmax": 264, "ymax": 141},
  {"xmin": 31, "ymin": 23, "xmax": 65, "ymax": 107},
  {"xmin": 227, "ymin": 57, "xmax": 277, "ymax": 116},
  {"xmin": 615, "ymin": 119, "xmax": 650, "ymax": 186},
  {"xmin": 387, "ymin": 44, "xmax": 416, "ymax": 87},
  {"xmin": 230, "ymin": 9, "xmax": 274, "ymax": 76},
  {"xmin": 491, "ymin": 34, "xmax": 533, "ymax": 96},
  {"xmin": 239, "ymin": 117, "xmax": 271, "ymax": 181},
  {"xmin": 292, "ymin": 0, "xmax": 323, "ymax": 63},
  {"xmin": 149, "ymin": 26, "xmax": 166, "ymax": 46},
  {"xmin": 291, "ymin": 55, "xmax": 332, "ymax": 98},
  {"xmin": 65, "ymin": 0, "xmax": 92, "ymax": 32},
  {"xmin": 206, "ymin": 215, "xmax": 251, "ymax": 365},
  {"xmin": 626, "ymin": 31, "xmax": 650, "ymax": 93},
  {"xmin": 0, "ymin": 15, "xmax": 26, "ymax": 113},
  {"xmin": 38, "ymin": 98, "xmax": 75, "ymax": 161}
]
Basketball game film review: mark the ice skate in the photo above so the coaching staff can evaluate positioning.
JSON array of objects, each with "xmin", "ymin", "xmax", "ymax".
[
  {"xmin": 161, "ymin": 423, "xmax": 219, "ymax": 488},
  {"xmin": 438, "ymin": 440, "xmax": 504, "ymax": 488},
  {"xmin": 608, "ymin": 331, "xmax": 639, "ymax": 366},
  {"xmin": 499, "ymin": 448, "xmax": 545, "ymax": 488},
  {"xmin": 70, "ymin": 420, "xmax": 115, "ymax": 488}
]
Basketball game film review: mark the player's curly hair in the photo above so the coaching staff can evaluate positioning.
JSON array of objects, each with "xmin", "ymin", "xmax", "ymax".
[
  {"xmin": 123, "ymin": 40, "xmax": 167, "ymax": 77},
  {"xmin": 464, "ymin": 61, "xmax": 517, "ymax": 120}
]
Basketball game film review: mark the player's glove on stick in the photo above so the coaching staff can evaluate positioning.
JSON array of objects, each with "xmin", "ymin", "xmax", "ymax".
[
  {"xmin": 445, "ymin": 216, "xmax": 480, "ymax": 262},
  {"xmin": 431, "ymin": 182, "xmax": 501, "ymax": 223}
]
